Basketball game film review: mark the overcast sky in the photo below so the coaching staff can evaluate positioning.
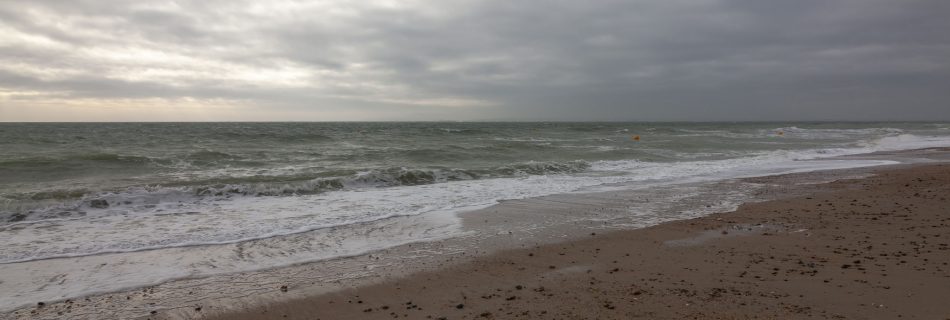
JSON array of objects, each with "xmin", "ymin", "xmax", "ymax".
[{"xmin": 1, "ymin": 0, "xmax": 948, "ymax": 121}]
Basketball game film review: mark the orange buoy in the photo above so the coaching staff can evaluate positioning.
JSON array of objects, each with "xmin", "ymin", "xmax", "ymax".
[{"xmin": 632, "ymin": 135, "xmax": 640, "ymax": 141}]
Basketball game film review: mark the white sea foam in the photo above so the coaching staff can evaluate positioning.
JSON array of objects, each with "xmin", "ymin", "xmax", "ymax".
[
  {"xmin": 860, "ymin": 133, "xmax": 950, "ymax": 151},
  {"xmin": 673, "ymin": 126, "xmax": 907, "ymax": 140},
  {"xmin": 0, "ymin": 209, "xmax": 463, "ymax": 312},
  {"xmin": 769, "ymin": 126, "xmax": 905, "ymax": 139}
]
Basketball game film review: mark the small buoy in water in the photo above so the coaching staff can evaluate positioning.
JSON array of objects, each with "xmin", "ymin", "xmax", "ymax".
[{"xmin": 631, "ymin": 135, "xmax": 640, "ymax": 141}]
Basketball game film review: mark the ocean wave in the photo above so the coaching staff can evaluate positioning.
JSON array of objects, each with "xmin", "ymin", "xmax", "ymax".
[
  {"xmin": 1, "ymin": 160, "xmax": 594, "ymax": 223},
  {"xmin": 490, "ymin": 137, "xmax": 573, "ymax": 142},
  {"xmin": 187, "ymin": 161, "xmax": 593, "ymax": 196},
  {"xmin": 0, "ymin": 206, "xmax": 444, "ymax": 265},
  {"xmin": 216, "ymin": 129, "xmax": 334, "ymax": 142},
  {"xmin": 0, "ymin": 153, "xmax": 152, "ymax": 168},
  {"xmin": 435, "ymin": 127, "xmax": 489, "ymax": 135},
  {"xmin": 769, "ymin": 126, "xmax": 904, "ymax": 139},
  {"xmin": 9, "ymin": 188, "xmax": 90, "ymax": 201},
  {"xmin": 185, "ymin": 150, "xmax": 242, "ymax": 161},
  {"xmin": 858, "ymin": 133, "xmax": 950, "ymax": 151},
  {"xmin": 0, "ymin": 149, "xmax": 271, "ymax": 176},
  {"xmin": 669, "ymin": 126, "xmax": 906, "ymax": 140}
]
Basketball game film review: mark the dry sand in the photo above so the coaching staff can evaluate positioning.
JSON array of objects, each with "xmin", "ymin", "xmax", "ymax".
[{"xmin": 209, "ymin": 163, "xmax": 950, "ymax": 320}]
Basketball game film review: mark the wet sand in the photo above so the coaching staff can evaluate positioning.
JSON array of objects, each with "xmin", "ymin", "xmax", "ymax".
[{"xmin": 210, "ymin": 163, "xmax": 950, "ymax": 319}]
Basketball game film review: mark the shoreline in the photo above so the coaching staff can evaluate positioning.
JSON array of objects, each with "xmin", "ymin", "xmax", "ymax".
[
  {"xmin": 4, "ymin": 148, "xmax": 950, "ymax": 319},
  {"xmin": 207, "ymin": 158, "xmax": 950, "ymax": 319}
]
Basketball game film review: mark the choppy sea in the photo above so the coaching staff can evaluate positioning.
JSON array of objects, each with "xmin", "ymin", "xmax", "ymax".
[{"xmin": 2, "ymin": 122, "xmax": 949, "ymax": 311}]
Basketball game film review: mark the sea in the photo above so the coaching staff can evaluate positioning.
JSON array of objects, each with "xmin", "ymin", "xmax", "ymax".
[{"xmin": 2, "ymin": 122, "xmax": 950, "ymax": 312}]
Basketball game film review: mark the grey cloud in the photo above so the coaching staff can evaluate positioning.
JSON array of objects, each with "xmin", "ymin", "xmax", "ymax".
[{"xmin": 1, "ymin": 0, "xmax": 949, "ymax": 120}]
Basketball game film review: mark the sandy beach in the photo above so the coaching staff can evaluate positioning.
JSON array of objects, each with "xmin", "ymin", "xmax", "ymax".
[{"xmin": 178, "ymin": 156, "xmax": 947, "ymax": 319}]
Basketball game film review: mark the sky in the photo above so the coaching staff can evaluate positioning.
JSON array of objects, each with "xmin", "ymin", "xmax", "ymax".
[{"xmin": 0, "ymin": 0, "xmax": 949, "ymax": 122}]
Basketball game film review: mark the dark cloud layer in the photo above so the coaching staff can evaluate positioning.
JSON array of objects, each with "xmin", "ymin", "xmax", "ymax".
[{"xmin": 1, "ymin": 0, "xmax": 948, "ymax": 121}]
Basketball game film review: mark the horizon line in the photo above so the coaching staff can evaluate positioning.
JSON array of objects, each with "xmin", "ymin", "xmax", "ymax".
[{"xmin": 0, "ymin": 120, "xmax": 947, "ymax": 124}]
